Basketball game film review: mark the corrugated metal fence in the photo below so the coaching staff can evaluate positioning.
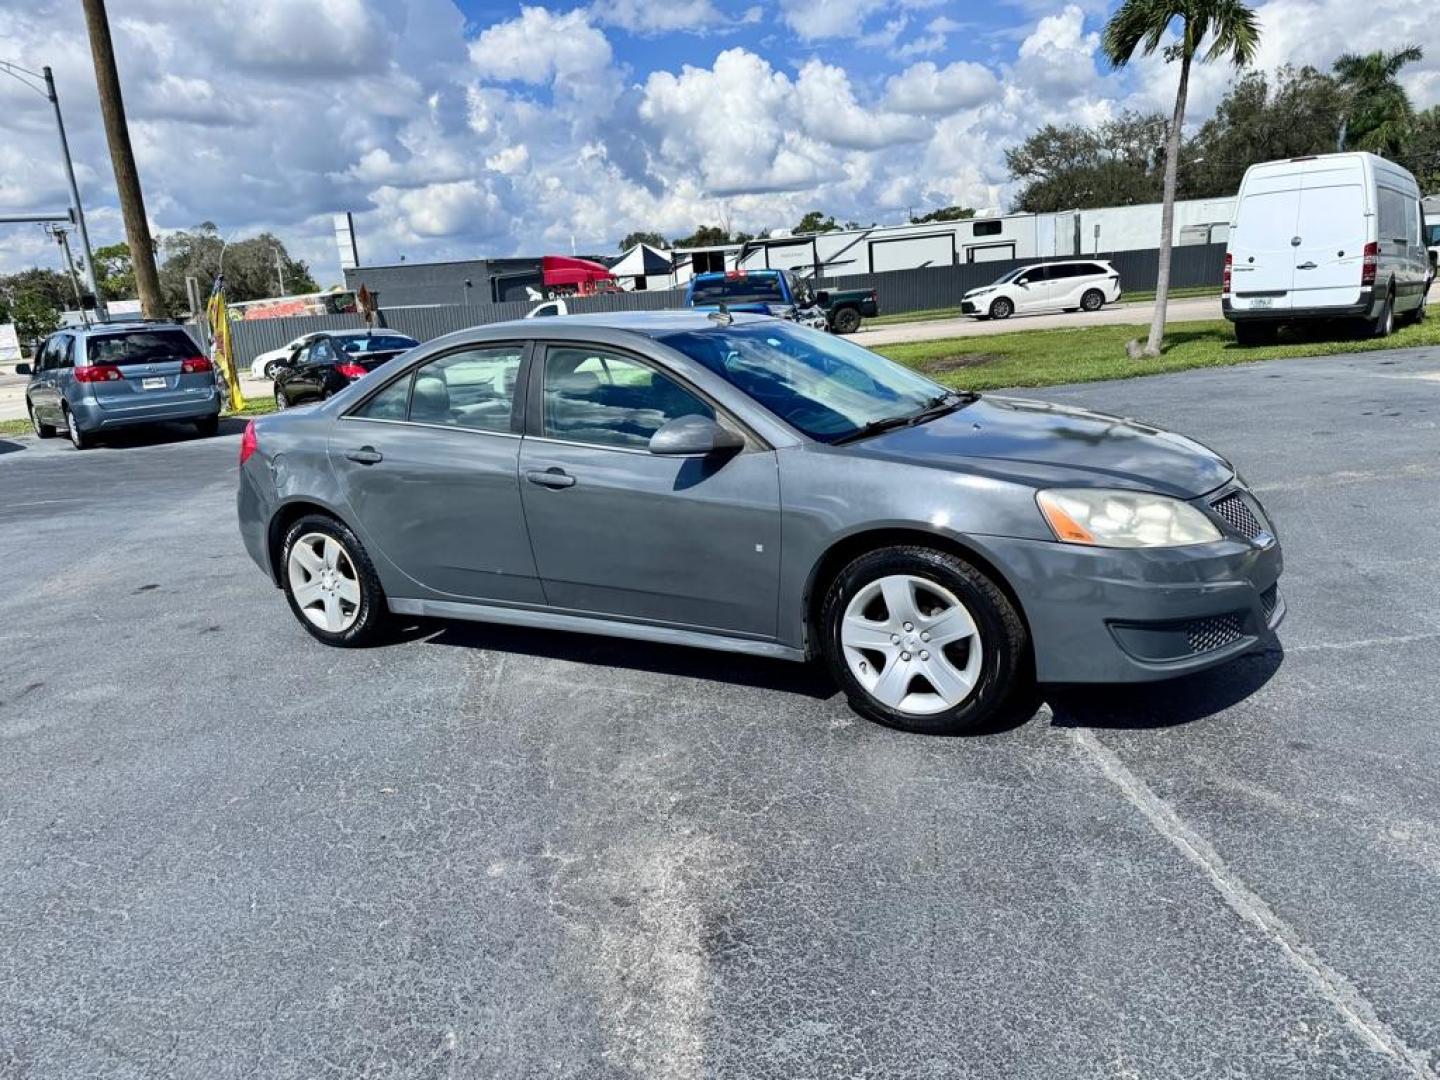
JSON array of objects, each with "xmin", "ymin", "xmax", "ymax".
[{"xmin": 224, "ymin": 243, "xmax": 1226, "ymax": 368}]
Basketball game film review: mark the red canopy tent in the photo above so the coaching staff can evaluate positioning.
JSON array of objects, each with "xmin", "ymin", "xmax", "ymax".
[{"xmin": 541, "ymin": 255, "xmax": 617, "ymax": 296}]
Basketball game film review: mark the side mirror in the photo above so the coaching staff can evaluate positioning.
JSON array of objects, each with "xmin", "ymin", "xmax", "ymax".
[
  {"xmin": 648, "ymin": 414, "xmax": 744, "ymax": 457},
  {"xmin": 14, "ymin": 362, "xmax": 32, "ymax": 375}
]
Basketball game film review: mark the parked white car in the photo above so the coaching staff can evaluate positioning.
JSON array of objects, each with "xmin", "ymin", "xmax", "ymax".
[
  {"xmin": 1224, "ymin": 152, "xmax": 1430, "ymax": 343},
  {"xmin": 250, "ymin": 333, "xmax": 323, "ymax": 380},
  {"xmin": 960, "ymin": 260, "xmax": 1122, "ymax": 320}
]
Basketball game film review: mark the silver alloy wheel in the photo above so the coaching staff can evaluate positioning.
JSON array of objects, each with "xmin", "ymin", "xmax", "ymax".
[
  {"xmin": 841, "ymin": 574, "xmax": 983, "ymax": 716},
  {"xmin": 1082, "ymin": 289, "xmax": 1104, "ymax": 311},
  {"xmin": 288, "ymin": 532, "xmax": 362, "ymax": 633},
  {"xmin": 29, "ymin": 405, "xmax": 43, "ymax": 436}
]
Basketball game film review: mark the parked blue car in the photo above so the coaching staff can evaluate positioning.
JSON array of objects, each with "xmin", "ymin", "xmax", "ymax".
[
  {"xmin": 685, "ymin": 269, "xmax": 878, "ymax": 334},
  {"xmin": 19, "ymin": 321, "xmax": 220, "ymax": 449}
]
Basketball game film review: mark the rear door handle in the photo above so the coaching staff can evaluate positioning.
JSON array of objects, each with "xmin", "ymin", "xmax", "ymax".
[
  {"xmin": 1296, "ymin": 261, "xmax": 1318, "ymax": 270},
  {"xmin": 344, "ymin": 446, "xmax": 383, "ymax": 464},
  {"xmin": 526, "ymin": 468, "xmax": 575, "ymax": 489}
]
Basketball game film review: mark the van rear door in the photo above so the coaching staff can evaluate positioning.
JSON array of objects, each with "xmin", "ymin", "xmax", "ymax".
[
  {"xmin": 1291, "ymin": 170, "xmax": 1367, "ymax": 310},
  {"xmin": 1229, "ymin": 174, "xmax": 1302, "ymax": 312}
]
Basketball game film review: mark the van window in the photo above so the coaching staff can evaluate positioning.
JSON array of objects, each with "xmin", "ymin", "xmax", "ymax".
[{"xmin": 1378, "ymin": 187, "xmax": 1410, "ymax": 245}]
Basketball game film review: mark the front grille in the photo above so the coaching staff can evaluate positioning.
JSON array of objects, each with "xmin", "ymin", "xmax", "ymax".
[
  {"xmin": 1185, "ymin": 613, "xmax": 1246, "ymax": 654},
  {"xmin": 1260, "ymin": 584, "xmax": 1279, "ymax": 621},
  {"xmin": 1211, "ymin": 491, "xmax": 1264, "ymax": 541}
]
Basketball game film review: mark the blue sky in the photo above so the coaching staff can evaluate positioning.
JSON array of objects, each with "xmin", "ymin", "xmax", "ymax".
[{"xmin": 0, "ymin": 0, "xmax": 1436, "ymax": 280}]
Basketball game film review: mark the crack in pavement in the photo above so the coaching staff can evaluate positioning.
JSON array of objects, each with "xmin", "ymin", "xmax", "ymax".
[{"xmin": 1069, "ymin": 726, "xmax": 1438, "ymax": 1080}]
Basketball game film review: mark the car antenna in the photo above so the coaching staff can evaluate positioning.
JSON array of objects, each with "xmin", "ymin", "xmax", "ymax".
[{"xmin": 708, "ymin": 303, "xmax": 733, "ymax": 326}]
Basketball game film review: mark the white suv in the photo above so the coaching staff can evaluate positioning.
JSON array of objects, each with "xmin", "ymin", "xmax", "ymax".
[{"xmin": 961, "ymin": 260, "xmax": 1122, "ymax": 320}]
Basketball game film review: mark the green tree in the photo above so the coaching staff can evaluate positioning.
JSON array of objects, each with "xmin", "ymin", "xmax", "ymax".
[
  {"xmin": 794, "ymin": 210, "xmax": 839, "ymax": 234},
  {"xmin": 910, "ymin": 205, "xmax": 976, "ymax": 224},
  {"xmin": 618, "ymin": 230, "xmax": 667, "ymax": 252},
  {"xmin": 11, "ymin": 291, "xmax": 61, "ymax": 350},
  {"xmin": 1103, "ymin": 0, "xmax": 1260, "ymax": 358},
  {"xmin": 1007, "ymin": 113, "xmax": 1171, "ymax": 212},
  {"xmin": 1182, "ymin": 66, "xmax": 1345, "ymax": 198},
  {"xmin": 0, "ymin": 268, "xmax": 73, "ymax": 314},
  {"xmin": 1403, "ymin": 105, "xmax": 1440, "ymax": 193},
  {"xmin": 156, "ymin": 223, "xmax": 319, "ymax": 315},
  {"xmin": 669, "ymin": 224, "xmax": 733, "ymax": 248},
  {"xmin": 1333, "ymin": 46, "xmax": 1424, "ymax": 159},
  {"xmin": 93, "ymin": 241, "xmax": 136, "ymax": 300}
]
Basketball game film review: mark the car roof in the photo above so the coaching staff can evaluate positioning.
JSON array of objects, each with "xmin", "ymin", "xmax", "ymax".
[
  {"xmin": 72, "ymin": 321, "xmax": 188, "ymax": 337},
  {"xmin": 691, "ymin": 269, "xmax": 782, "ymax": 279},
  {"xmin": 496, "ymin": 310, "xmax": 772, "ymax": 334}
]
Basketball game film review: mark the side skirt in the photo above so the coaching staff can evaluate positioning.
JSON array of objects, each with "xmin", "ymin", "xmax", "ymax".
[{"xmin": 387, "ymin": 597, "xmax": 807, "ymax": 662}]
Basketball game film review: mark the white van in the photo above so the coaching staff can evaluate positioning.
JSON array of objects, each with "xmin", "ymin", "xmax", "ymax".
[{"xmin": 1224, "ymin": 152, "xmax": 1429, "ymax": 344}]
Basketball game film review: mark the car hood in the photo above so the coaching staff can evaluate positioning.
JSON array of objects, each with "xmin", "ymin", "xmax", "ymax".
[{"xmin": 848, "ymin": 395, "xmax": 1233, "ymax": 498}]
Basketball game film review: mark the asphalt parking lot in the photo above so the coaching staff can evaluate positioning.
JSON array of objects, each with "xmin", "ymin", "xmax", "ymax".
[{"xmin": 3, "ymin": 346, "xmax": 1439, "ymax": 1078}]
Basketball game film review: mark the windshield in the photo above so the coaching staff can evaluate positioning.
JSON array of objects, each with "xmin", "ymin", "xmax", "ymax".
[
  {"xmin": 690, "ymin": 275, "xmax": 786, "ymax": 305},
  {"xmin": 656, "ymin": 321, "xmax": 948, "ymax": 442},
  {"xmin": 989, "ymin": 267, "xmax": 1025, "ymax": 286}
]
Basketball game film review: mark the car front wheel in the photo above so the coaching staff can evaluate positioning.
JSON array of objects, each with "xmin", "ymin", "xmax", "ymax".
[
  {"xmin": 988, "ymin": 297, "xmax": 1013, "ymax": 320},
  {"xmin": 281, "ymin": 514, "xmax": 388, "ymax": 646},
  {"xmin": 820, "ymin": 546, "xmax": 1029, "ymax": 735}
]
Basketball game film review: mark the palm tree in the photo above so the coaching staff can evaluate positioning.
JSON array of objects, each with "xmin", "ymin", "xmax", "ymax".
[
  {"xmin": 1333, "ymin": 46, "xmax": 1423, "ymax": 158},
  {"xmin": 1103, "ymin": 1, "xmax": 1260, "ymax": 358}
]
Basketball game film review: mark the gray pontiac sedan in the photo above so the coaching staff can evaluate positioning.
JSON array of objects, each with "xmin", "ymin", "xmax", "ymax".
[{"xmin": 237, "ymin": 311, "xmax": 1283, "ymax": 734}]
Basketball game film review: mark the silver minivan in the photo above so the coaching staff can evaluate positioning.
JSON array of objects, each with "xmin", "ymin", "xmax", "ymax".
[
  {"xmin": 1223, "ymin": 152, "xmax": 1430, "ymax": 343},
  {"xmin": 20, "ymin": 322, "xmax": 221, "ymax": 449}
]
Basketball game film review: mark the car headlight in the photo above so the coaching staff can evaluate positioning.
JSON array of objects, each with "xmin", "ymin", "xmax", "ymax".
[{"xmin": 1036, "ymin": 488, "xmax": 1221, "ymax": 548}]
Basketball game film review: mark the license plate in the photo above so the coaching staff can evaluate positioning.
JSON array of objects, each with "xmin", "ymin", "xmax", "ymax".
[
  {"xmin": 142, "ymin": 376, "xmax": 166, "ymax": 390},
  {"xmin": 1249, "ymin": 297, "xmax": 1273, "ymax": 310}
]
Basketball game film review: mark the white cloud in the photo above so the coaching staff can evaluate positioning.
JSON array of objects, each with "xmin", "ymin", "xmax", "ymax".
[
  {"xmin": 591, "ymin": 0, "xmax": 727, "ymax": 35},
  {"xmin": 468, "ymin": 6, "xmax": 613, "ymax": 86},
  {"xmin": 884, "ymin": 61, "xmax": 999, "ymax": 115}
]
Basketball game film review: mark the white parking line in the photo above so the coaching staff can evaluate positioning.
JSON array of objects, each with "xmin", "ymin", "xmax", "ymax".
[{"xmin": 1070, "ymin": 726, "xmax": 1438, "ymax": 1079}]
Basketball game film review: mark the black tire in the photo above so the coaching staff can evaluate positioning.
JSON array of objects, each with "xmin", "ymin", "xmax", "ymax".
[
  {"xmin": 1233, "ymin": 321, "xmax": 1277, "ymax": 346},
  {"xmin": 820, "ymin": 545, "xmax": 1029, "ymax": 735},
  {"xmin": 275, "ymin": 387, "xmax": 289, "ymax": 410},
  {"xmin": 28, "ymin": 402, "xmax": 56, "ymax": 439},
  {"xmin": 1372, "ymin": 290, "xmax": 1395, "ymax": 338},
  {"xmin": 194, "ymin": 414, "xmax": 220, "ymax": 438},
  {"xmin": 1080, "ymin": 289, "xmax": 1105, "ymax": 312},
  {"xmin": 988, "ymin": 297, "xmax": 1013, "ymax": 320},
  {"xmin": 280, "ymin": 514, "xmax": 389, "ymax": 647},
  {"xmin": 63, "ymin": 406, "xmax": 91, "ymax": 450},
  {"xmin": 831, "ymin": 307, "xmax": 863, "ymax": 335}
]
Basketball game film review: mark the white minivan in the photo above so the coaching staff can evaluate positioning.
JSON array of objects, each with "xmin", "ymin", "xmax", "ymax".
[
  {"xmin": 1224, "ymin": 152, "xmax": 1429, "ymax": 344},
  {"xmin": 960, "ymin": 260, "xmax": 1122, "ymax": 320}
]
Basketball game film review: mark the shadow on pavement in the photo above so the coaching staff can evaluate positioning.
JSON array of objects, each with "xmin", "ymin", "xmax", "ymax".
[
  {"xmin": 1045, "ymin": 645, "xmax": 1284, "ymax": 730},
  {"xmin": 0, "ymin": 438, "xmax": 26, "ymax": 457},
  {"xmin": 76, "ymin": 418, "xmax": 248, "ymax": 451},
  {"xmin": 407, "ymin": 617, "xmax": 840, "ymax": 699}
]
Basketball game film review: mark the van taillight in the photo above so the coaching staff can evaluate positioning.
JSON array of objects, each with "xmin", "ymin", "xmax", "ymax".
[
  {"xmin": 1360, "ymin": 242, "xmax": 1379, "ymax": 286},
  {"xmin": 73, "ymin": 364, "xmax": 122, "ymax": 383},
  {"xmin": 1222, "ymin": 253, "xmax": 1232, "ymax": 296},
  {"xmin": 239, "ymin": 420, "xmax": 257, "ymax": 464},
  {"xmin": 181, "ymin": 356, "xmax": 212, "ymax": 374}
]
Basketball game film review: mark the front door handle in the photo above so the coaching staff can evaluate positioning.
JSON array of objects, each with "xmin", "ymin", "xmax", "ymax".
[
  {"xmin": 1296, "ymin": 261, "xmax": 1318, "ymax": 270},
  {"xmin": 526, "ymin": 467, "xmax": 575, "ymax": 489},
  {"xmin": 344, "ymin": 446, "xmax": 383, "ymax": 464}
]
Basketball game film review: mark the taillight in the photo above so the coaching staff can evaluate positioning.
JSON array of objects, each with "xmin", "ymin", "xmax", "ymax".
[
  {"xmin": 1360, "ymin": 241, "xmax": 1379, "ymax": 286},
  {"xmin": 181, "ymin": 356, "xmax": 212, "ymax": 374},
  {"xmin": 1222, "ymin": 253, "xmax": 1232, "ymax": 296},
  {"xmin": 73, "ymin": 363, "xmax": 122, "ymax": 383},
  {"xmin": 336, "ymin": 362, "xmax": 368, "ymax": 380},
  {"xmin": 239, "ymin": 420, "xmax": 257, "ymax": 464}
]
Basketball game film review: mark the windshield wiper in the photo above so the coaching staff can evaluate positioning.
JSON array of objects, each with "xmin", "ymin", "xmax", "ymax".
[{"xmin": 832, "ymin": 390, "xmax": 978, "ymax": 445}]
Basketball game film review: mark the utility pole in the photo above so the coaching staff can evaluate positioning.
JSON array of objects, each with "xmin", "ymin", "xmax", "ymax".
[
  {"xmin": 79, "ymin": 0, "xmax": 163, "ymax": 318},
  {"xmin": 45, "ymin": 224, "xmax": 87, "ymax": 319},
  {"xmin": 274, "ymin": 246, "xmax": 287, "ymax": 296}
]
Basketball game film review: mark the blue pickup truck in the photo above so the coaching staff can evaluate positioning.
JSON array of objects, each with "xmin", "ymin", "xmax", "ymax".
[{"xmin": 684, "ymin": 269, "xmax": 879, "ymax": 334}]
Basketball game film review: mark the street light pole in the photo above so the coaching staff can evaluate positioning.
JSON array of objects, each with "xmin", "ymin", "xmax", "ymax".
[
  {"xmin": 0, "ymin": 59, "xmax": 107, "ymax": 318},
  {"xmin": 43, "ymin": 66, "xmax": 106, "ymax": 320}
]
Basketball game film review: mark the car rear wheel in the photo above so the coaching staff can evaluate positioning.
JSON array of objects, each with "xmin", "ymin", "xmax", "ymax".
[
  {"xmin": 1372, "ymin": 291, "xmax": 1395, "ymax": 338},
  {"xmin": 831, "ymin": 307, "xmax": 863, "ymax": 335},
  {"xmin": 1081, "ymin": 288, "xmax": 1105, "ymax": 312},
  {"xmin": 281, "ymin": 515, "xmax": 388, "ymax": 646},
  {"xmin": 263, "ymin": 360, "xmax": 281, "ymax": 379},
  {"xmin": 988, "ymin": 297, "xmax": 1013, "ymax": 320},
  {"xmin": 63, "ymin": 406, "xmax": 91, "ymax": 450},
  {"xmin": 28, "ymin": 403, "xmax": 56, "ymax": 439},
  {"xmin": 820, "ymin": 546, "xmax": 1029, "ymax": 735}
]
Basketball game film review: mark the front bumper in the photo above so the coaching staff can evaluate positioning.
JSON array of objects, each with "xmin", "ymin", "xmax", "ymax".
[{"xmin": 979, "ymin": 521, "xmax": 1284, "ymax": 685}]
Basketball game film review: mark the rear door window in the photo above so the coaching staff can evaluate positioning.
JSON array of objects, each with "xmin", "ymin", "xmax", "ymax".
[
  {"xmin": 308, "ymin": 339, "xmax": 338, "ymax": 366},
  {"xmin": 87, "ymin": 329, "xmax": 198, "ymax": 366}
]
